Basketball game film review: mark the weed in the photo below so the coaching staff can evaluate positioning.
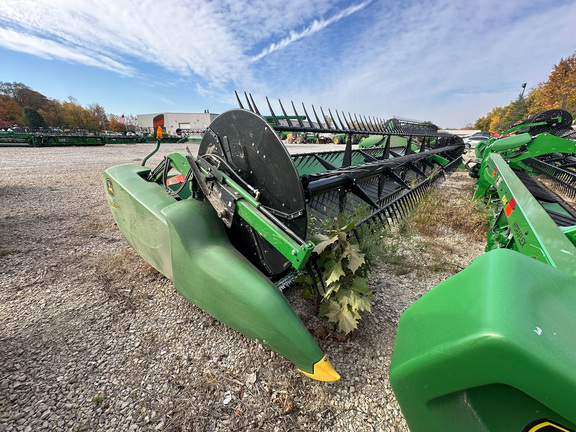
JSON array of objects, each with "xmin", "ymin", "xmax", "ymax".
[
  {"xmin": 297, "ymin": 218, "xmax": 372, "ymax": 334},
  {"xmin": 300, "ymin": 181, "xmax": 489, "ymax": 331},
  {"xmin": 94, "ymin": 247, "xmax": 160, "ymax": 309},
  {"xmin": 407, "ymin": 188, "xmax": 491, "ymax": 242},
  {"xmin": 92, "ymin": 392, "xmax": 105, "ymax": 406}
]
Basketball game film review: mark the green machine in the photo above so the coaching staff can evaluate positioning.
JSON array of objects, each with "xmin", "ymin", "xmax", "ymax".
[
  {"xmin": 390, "ymin": 110, "xmax": 576, "ymax": 431},
  {"xmin": 103, "ymin": 94, "xmax": 464, "ymax": 381}
]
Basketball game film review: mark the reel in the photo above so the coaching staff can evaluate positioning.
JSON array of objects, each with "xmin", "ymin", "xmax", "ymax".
[{"xmin": 198, "ymin": 109, "xmax": 308, "ymax": 277}]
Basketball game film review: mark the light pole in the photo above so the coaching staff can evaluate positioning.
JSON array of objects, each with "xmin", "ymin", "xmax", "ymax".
[{"xmin": 510, "ymin": 83, "xmax": 527, "ymax": 127}]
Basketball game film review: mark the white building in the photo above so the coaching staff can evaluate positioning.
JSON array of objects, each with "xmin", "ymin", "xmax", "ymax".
[{"xmin": 137, "ymin": 111, "xmax": 219, "ymax": 136}]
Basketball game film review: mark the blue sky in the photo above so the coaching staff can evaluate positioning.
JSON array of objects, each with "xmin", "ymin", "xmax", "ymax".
[{"xmin": 1, "ymin": 0, "xmax": 575, "ymax": 128}]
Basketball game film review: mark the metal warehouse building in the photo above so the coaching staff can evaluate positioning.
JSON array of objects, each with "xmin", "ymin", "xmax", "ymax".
[{"xmin": 137, "ymin": 111, "xmax": 219, "ymax": 136}]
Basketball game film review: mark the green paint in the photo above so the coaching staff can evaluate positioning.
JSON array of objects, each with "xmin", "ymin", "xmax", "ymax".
[
  {"xmin": 103, "ymin": 163, "xmax": 325, "ymax": 373},
  {"xmin": 391, "ymin": 249, "xmax": 576, "ymax": 432}
]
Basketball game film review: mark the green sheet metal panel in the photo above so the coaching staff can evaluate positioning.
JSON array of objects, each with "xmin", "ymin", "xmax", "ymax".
[
  {"xmin": 103, "ymin": 163, "xmax": 338, "ymax": 379},
  {"xmin": 390, "ymin": 249, "xmax": 576, "ymax": 432}
]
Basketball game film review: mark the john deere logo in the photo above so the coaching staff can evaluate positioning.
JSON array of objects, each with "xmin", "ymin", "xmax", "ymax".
[{"xmin": 106, "ymin": 178, "xmax": 115, "ymax": 197}]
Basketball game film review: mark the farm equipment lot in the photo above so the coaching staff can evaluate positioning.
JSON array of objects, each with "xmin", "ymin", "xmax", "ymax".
[{"xmin": 0, "ymin": 143, "xmax": 483, "ymax": 431}]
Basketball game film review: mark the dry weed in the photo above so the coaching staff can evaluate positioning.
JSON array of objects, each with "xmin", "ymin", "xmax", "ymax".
[
  {"xmin": 94, "ymin": 247, "xmax": 161, "ymax": 308},
  {"xmin": 408, "ymin": 188, "xmax": 491, "ymax": 242}
]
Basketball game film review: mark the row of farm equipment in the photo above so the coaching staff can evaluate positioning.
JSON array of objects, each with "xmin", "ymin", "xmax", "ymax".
[
  {"xmin": 0, "ymin": 131, "xmax": 183, "ymax": 147},
  {"xmin": 102, "ymin": 92, "xmax": 576, "ymax": 431}
]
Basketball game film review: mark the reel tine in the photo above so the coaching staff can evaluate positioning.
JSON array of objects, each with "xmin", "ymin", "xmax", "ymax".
[
  {"xmin": 365, "ymin": 116, "xmax": 375, "ymax": 132},
  {"xmin": 291, "ymin": 101, "xmax": 305, "ymax": 128},
  {"xmin": 249, "ymin": 93, "xmax": 261, "ymax": 116},
  {"xmin": 278, "ymin": 99, "xmax": 293, "ymax": 127},
  {"xmin": 355, "ymin": 113, "xmax": 365, "ymax": 131},
  {"xmin": 329, "ymin": 109, "xmax": 343, "ymax": 130},
  {"xmin": 354, "ymin": 113, "xmax": 363, "ymax": 130},
  {"xmin": 301, "ymin": 103, "xmax": 315, "ymax": 128},
  {"xmin": 266, "ymin": 97, "xmax": 281, "ymax": 129},
  {"xmin": 235, "ymin": 90, "xmax": 244, "ymax": 109},
  {"xmin": 380, "ymin": 118, "xmax": 387, "ymax": 132},
  {"xmin": 311, "ymin": 105, "xmax": 324, "ymax": 129},
  {"xmin": 320, "ymin": 107, "xmax": 331, "ymax": 130},
  {"xmin": 347, "ymin": 112, "xmax": 355, "ymax": 131},
  {"xmin": 335, "ymin": 110, "xmax": 346, "ymax": 131},
  {"xmin": 244, "ymin": 92, "xmax": 255, "ymax": 112}
]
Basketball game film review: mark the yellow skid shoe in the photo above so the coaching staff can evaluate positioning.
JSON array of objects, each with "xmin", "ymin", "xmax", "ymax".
[{"xmin": 299, "ymin": 356, "xmax": 340, "ymax": 382}]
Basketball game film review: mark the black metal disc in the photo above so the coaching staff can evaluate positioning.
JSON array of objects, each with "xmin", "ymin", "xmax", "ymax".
[
  {"xmin": 198, "ymin": 109, "xmax": 307, "ymax": 277},
  {"xmin": 517, "ymin": 109, "xmax": 573, "ymax": 136}
]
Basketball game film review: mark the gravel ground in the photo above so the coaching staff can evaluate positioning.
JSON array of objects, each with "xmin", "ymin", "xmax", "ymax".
[{"xmin": 0, "ymin": 143, "xmax": 484, "ymax": 431}]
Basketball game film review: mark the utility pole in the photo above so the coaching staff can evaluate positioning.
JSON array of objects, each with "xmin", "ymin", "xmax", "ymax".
[{"xmin": 510, "ymin": 83, "xmax": 527, "ymax": 127}]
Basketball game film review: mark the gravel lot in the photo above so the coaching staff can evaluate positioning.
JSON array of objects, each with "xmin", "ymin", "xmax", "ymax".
[{"xmin": 0, "ymin": 143, "xmax": 484, "ymax": 431}]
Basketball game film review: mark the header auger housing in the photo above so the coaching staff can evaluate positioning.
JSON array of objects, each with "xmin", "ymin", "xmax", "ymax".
[{"xmin": 103, "ymin": 92, "xmax": 464, "ymax": 381}]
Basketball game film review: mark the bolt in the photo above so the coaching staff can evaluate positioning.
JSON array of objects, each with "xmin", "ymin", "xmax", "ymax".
[
  {"xmin": 291, "ymin": 250, "xmax": 297, "ymax": 256},
  {"xmin": 218, "ymin": 209, "xmax": 229, "ymax": 219}
]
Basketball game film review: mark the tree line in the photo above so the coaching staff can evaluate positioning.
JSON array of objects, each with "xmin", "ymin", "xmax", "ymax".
[
  {"xmin": 0, "ymin": 82, "xmax": 136, "ymax": 132},
  {"xmin": 3, "ymin": 51, "xmax": 574, "ymax": 134},
  {"xmin": 475, "ymin": 51, "xmax": 576, "ymax": 133}
]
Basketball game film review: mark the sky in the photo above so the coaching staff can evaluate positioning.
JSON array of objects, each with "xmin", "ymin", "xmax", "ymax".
[{"xmin": 1, "ymin": 0, "xmax": 576, "ymax": 129}]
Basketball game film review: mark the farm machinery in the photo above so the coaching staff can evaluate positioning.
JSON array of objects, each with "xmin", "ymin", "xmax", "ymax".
[
  {"xmin": 0, "ymin": 130, "xmax": 106, "ymax": 146},
  {"xmin": 102, "ymin": 92, "xmax": 463, "ymax": 381},
  {"xmin": 0, "ymin": 130, "xmax": 184, "ymax": 147},
  {"xmin": 390, "ymin": 110, "xmax": 576, "ymax": 431}
]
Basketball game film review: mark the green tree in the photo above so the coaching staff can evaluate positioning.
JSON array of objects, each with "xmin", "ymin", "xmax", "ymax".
[{"xmin": 21, "ymin": 106, "xmax": 47, "ymax": 128}]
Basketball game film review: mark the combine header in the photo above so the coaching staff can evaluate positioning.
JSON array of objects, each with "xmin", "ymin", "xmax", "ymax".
[
  {"xmin": 0, "ymin": 130, "xmax": 107, "ymax": 147},
  {"xmin": 103, "ymin": 93, "xmax": 464, "ymax": 381},
  {"xmin": 390, "ymin": 110, "xmax": 576, "ymax": 431}
]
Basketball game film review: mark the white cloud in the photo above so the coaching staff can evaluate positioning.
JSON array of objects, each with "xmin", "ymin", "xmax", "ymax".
[
  {"xmin": 0, "ymin": 0, "xmax": 246, "ymax": 83},
  {"xmin": 0, "ymin": 27, "xmax": 135, "ymax": 76},
  {"xmin": 250, "ymin": 1, "xmax": 371, "ymax": 61},
  {"xmin": 0, "ymin": 0, "xmax": 348, "ymax": 85},
  {"xmin": 1, "ymin": 0, "xmax": 575, "ymax": 127},
  {"xmin": 281, "ymin": 0, "xmax": 576, "ymax": 127}
]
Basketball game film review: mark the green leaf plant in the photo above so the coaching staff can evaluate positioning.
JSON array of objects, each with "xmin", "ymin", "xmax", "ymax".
[{"xmin": 296, "ymin": 219, "xmax": 373, "ymax": 334}]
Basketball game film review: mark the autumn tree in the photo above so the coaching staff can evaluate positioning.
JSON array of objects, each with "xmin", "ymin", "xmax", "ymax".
[
  {"xmin": 108, "ymin": 115, "xmax": 126, "ymax": 132},
  {"xmin": 0, "ymin": 82, "xmax": 48, "ymax": 110},
  {"xmin": 529, "ymin": 52, "xmax": 576, "ymax": 116},
  {"xmin": 61, "ymin": 97, "xmax": 89, "ymax": 129},
  {"xmin": 0, "ymin": 81, "xmax": 132, "ymax": 132},
  {"xmin": 0, "ymin": 95, "xmax": 22, "ymax": 127},
  {"xmin": 38, "ymin": 99, "xmax": 65, "ymax": 128},
  {"xmin": 475, "ymin": 106, "xmax": 509, "ymax": 132},
  {"xmin": 88, "ymin": 103, "xmax": 109, "ymax": 130},
  {"xmin": 475, "ymin": 51, "xmax": 576, "ymax": 132}
]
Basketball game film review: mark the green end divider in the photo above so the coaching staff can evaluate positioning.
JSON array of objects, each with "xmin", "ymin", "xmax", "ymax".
[
  {"xmin": 390, "ymin": 248, "xmax": 576, "ymax": 432},
  {"xmin": 103, "ymin": 163, "xmax": 330, "ymax": 377}
]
